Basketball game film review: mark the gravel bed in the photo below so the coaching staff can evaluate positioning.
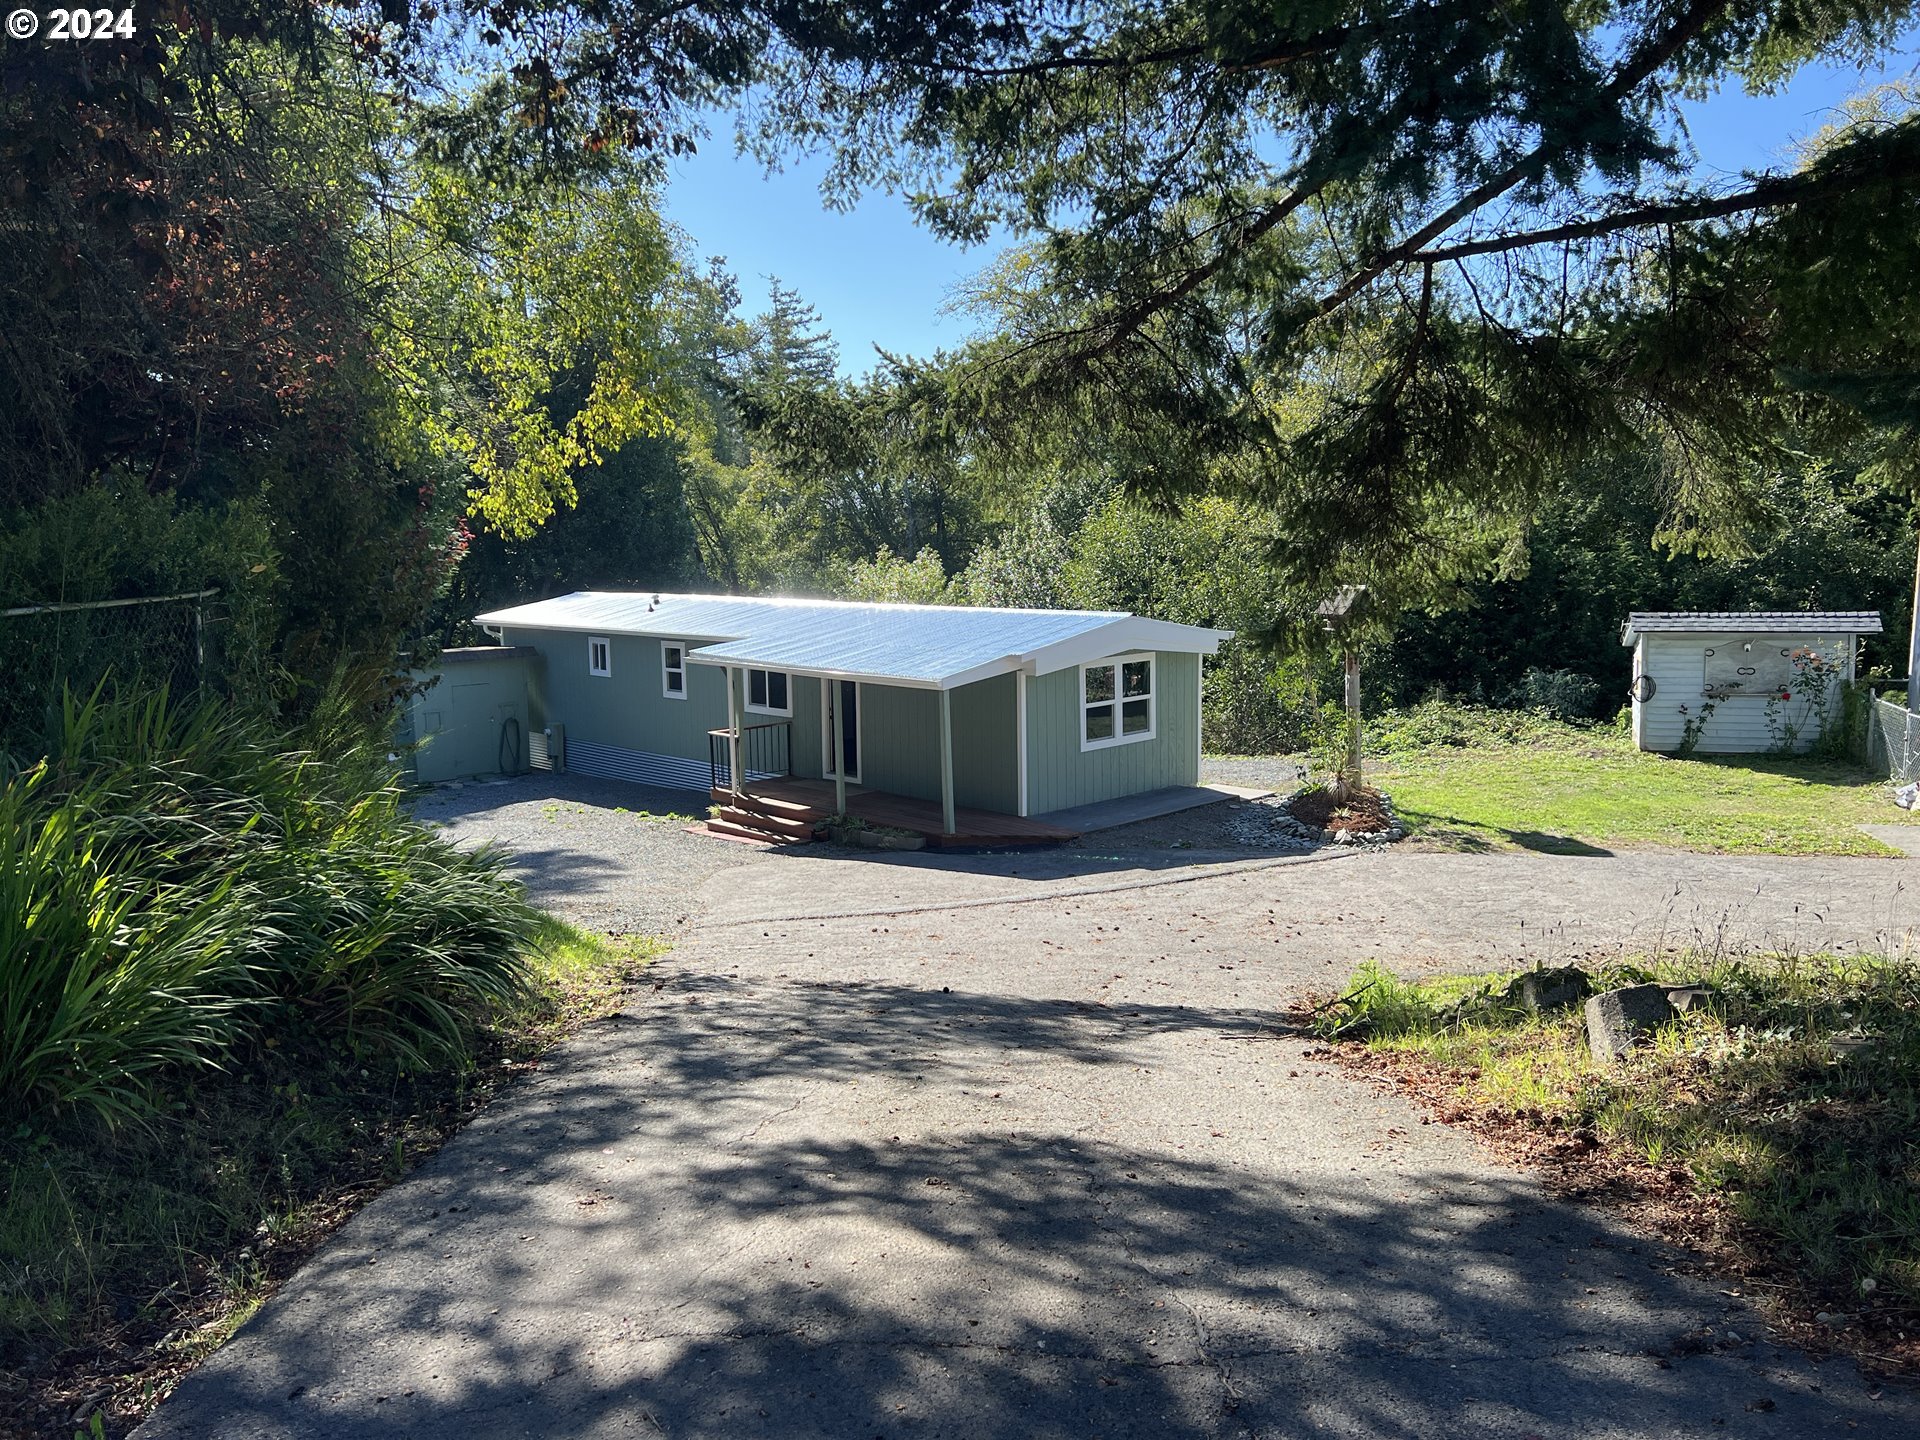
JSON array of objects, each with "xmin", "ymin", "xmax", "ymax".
[
  {"xmin": 409, "ymin": 772, "xmax": 766, "ymax": 938},
  {"xmin": 1201, "ymin": 753, "xmax": 1311, "ymax": 791}
]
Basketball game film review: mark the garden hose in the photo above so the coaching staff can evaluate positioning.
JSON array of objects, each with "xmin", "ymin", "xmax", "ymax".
[{"xmin": 500, "ymin": 716, "xmax": 522, "ymax": 774}]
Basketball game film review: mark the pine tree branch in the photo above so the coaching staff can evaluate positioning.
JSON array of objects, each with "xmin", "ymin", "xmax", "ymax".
[
  {"xmin": 1310, "ymin": 0, "xmax": 1733, "ymax": 318},
  {"xmin": 1410, "ymin": 149, "xmax": 1920, "ymax": 262}
]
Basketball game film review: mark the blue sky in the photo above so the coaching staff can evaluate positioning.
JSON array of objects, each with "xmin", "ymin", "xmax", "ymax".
[{"xmin": 665, "ymin": 47, "xmax": 1917, "ymax": 378}]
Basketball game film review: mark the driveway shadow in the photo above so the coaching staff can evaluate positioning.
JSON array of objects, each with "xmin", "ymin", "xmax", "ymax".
[{"xmin": 138, "ymin": 973, "xmax": 1903, "ymax": 1439}]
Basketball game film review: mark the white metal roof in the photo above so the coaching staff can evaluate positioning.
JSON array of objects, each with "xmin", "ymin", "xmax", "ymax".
[
  {"xmin": 474, "ymin": 592, "xmax": 1233, "ymax": 689},
  {"xmin": 1621, "ymin": 610, "xmax": 1883, "ymax": 645}
]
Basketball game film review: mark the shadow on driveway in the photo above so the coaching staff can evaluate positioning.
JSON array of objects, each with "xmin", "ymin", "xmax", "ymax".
[{"xmin": 138, "ymin": 973, "xmax": 1900, "ymax": 1439}]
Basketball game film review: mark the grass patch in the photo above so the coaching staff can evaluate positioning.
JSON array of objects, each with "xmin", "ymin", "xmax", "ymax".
[
  {"xmin": 1360, "ymin": 703, "xmax": 1907, "ymax": 856},
  {"xmin": 1313, "ymin": 956, "xmax": 1920, "ymax": 1365},
  {"xmin": 0, "ymin": 919, "xmax": 660, "ymax": 1437}
]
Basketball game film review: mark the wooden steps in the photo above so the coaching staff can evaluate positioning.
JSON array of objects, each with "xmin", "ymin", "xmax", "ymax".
[
  {"xmin": 706, "ymin": 785, "xmax": 828, "ymax": 845},
  {"xmin": 702, "ymin": 779, "xmax": 1077, "ymax": 849}
]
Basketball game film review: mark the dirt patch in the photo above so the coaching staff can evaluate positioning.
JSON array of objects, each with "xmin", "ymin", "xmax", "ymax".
[
  {"xmin": 1310, "ymin": 1034, "xmax": 1920, "ymax": 1382},
  {"xmin": 1287, "ymin": 786, "xmax": 1396, "ymax": 835}
]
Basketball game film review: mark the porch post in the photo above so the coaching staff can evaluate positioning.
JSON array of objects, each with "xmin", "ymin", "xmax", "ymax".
[
  {"xmin": 831, "ymin": 680, "xmax": 847, "ymax": 816},
  {"xmin": 726, "ymin": 665, "xmax": 744, "ymax": 796},
  {"xmin": 939, "ymin": 687, "xmax": 956, "ymax": 835}
]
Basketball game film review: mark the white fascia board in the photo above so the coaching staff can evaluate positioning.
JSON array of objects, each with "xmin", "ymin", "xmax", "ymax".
[
  {"xmin": 479, "ymin": 612, "xmax": 739, "ymax": 643},
  {"xmin": 1024, "ymin": 619, "xmax": 1233, "ymax": 677}
]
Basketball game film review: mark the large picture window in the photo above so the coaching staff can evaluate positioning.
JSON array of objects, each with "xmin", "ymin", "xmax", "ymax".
[
  {"xmin": 1081, "ymin": 655, "xmax": 1154, "ymax": 749},
  {"xmin": 746, "ymin": 666, "xmax": 792, "ymax": 716},
  {"xmin": 588, "ymin": 636, "xmax": 611, "ymax": 677},
  {"xmin": 662, "ymin": 641, "xmax": 688, "ymax": 699}
]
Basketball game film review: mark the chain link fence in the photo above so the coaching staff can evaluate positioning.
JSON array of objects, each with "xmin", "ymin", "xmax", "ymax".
[
  {"xmin": 1867, "ymin": 695, "xmax": 1920, "ymax": 785},
  {"xmin": 0, "ymin": 589, "xmax": 217, "ymax": 750}
]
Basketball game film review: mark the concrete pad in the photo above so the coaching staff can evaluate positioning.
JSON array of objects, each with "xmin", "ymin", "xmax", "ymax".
[
  {"xmin": 1857, "ymin": 823, "xmax": 1920, "ymax": 856},
  {"xmin": 1038, "ymin": 782, "xmax": 1272, "ymax": 834}
]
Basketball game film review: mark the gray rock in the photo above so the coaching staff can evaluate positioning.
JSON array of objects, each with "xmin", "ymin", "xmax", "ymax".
[
  {"xmin": 1509, "ymin": 966, "xmax": 1593, "ymax": 1013},
  {"xmin": 1585, "ymin": 984, "xmax": 1676, "ymax": 1063}
]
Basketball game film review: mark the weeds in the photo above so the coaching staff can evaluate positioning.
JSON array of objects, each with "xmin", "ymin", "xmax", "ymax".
[{"xmin": 1317, "ymin": 954, "xmax": 1920, "ymax": 1314}]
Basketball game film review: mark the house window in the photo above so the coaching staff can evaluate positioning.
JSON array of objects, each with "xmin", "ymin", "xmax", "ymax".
[
  {"xmin": 746, "ymin": 667, "xmax": 791, "ymax": 716},
  {"xmin": 662, "ymin": 641, "xmax": 688, "ymax": 699},
  {"xmin": 588, "ymin": 636, "xmax": 611, "ymax": 677},
  {"xmin": 1081, "ymin": 655, "xmax": 1154, "ymax": 749}
]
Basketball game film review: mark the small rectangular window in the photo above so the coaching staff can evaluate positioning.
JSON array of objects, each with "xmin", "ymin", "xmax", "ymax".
[
  {"xmin": 662, "ymin": 641, "xmax": 687, "ymax": 699},
  {"xmin": 588, "ymin": 636, "xmax": 611, "ymax": 677},
  {"xmin": 746, "ymin": 666, "xmax": 792, "ymax": 716},
  {"xmin": 1082, "ymin": 655, "xmax": 1153, "ymax": 749}
]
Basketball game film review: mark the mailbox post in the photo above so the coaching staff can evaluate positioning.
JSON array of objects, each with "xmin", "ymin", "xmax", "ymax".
[{"xmin": 1316, "ymin": 586, "xmax": 1370, "ymax": 801}]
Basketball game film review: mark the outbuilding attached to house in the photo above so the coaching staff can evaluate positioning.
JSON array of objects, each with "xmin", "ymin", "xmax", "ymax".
[{"xmin": 1622, "ymin": 610, "xmax": 1881, "ymax": 754}]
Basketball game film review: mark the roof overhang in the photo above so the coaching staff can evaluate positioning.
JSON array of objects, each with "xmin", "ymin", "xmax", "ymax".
[
  {"xmin": 685, "ymin": 617, "xmax": 1235, "ymax": 691},
  {"xmin": 1621, "ymin": 613, "xmax": 1884, "ymax": 646}
]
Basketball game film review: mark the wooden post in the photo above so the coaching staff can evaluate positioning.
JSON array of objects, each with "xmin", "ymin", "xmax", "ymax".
[
  {"xmin": 831, "ymin": 680, "xmax": 847, "ymax": 817},
  {"xmin": 1344, "ymin": 652, "xmax": 1359, "ymax": 791},
  {"xmin": 939, "ymin": 687, "xmax": 956, "ymax": 836},
  {"xmin": 726, "ymin": 666, "xmax": 744, "ymax": 796},
  {"xmin": 1907, "ymin": 529, "xmax": 1920, "ymax": 715}
]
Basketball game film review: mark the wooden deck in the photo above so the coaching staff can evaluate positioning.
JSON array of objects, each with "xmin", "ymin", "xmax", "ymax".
[{"xmin": 713, "ymin": 778, "xmax": 1078, "ymax": 847}]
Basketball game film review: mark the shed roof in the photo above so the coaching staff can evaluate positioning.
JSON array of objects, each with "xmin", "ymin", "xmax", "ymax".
[
  {"xmin": 473, "ymin": 592, "xmax": 1232, "ymax": 689},
  {"xmin": 1621, "ymin": 610, "xmax": 1883, "ymax": 645}
]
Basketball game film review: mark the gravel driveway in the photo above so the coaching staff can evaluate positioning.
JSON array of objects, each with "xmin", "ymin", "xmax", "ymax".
[
  {"xmin": 412, "ymin": 773, "xmax": 771, "ymax": 937},
  {"xmin": 138, "ymin": 780, "xmax": 1920, "ymax": 1438}
]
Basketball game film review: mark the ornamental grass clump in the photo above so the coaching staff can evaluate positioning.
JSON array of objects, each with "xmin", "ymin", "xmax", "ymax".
[{"xmin": 0, "ymin": 686, "xmax": 544, "ymax": 1126}]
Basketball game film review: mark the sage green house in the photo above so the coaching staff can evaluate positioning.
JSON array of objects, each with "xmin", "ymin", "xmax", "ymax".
[{"xmin": 467, "ymin": 592, "xmax": 1230, "ymax": 831}]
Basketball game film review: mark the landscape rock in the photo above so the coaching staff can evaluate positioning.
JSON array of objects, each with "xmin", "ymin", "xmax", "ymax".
[
  {"xmin": 1584, "ymin": 984, "xmax": 1676, "ymax": 1063},
  {"xmin": 1507, "ymin": 966, "xmax": 1593, "ymax": 1013}
]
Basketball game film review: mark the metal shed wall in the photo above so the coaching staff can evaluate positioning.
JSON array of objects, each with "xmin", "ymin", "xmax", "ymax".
[
  {"xmin": 1631, "ymin": 631, "xmax": 1855, "ymax": 753},
  {"xmin": 1025, "ymin": 651, "xmax": 1201, "ymax": 814}
]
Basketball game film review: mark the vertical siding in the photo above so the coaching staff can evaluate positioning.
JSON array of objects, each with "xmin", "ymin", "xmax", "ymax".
[
  {"xmin": 1025, "ymin": 651, "xmax": 1200, "ymax": 814},
  {"xmin": 502, "ymin": 627, "xmax": 733, "ymax": 758},
  {"xmin": 791, "ymin": 675, "xmax": 824, "ymax": 779},
  {"xmin": 405, "ymin": 654, "xmax": 531, "ymax": 782},
  {"xmin": 857, "ymin": 683, "xmax": 943, "ymax": 801},
  {"xmin": 849, "ymin": 677, "xmax": 1018, "ymax": 812},
  {"xmin": 1633, "ymin": 632, "xmax": 1850, "ymax": 754},
  {"xmin": 951, "ymin": 673, "xmax": 1019, "ymax": 814}
]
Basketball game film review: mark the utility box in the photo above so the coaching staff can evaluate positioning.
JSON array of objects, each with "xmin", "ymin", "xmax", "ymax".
[
  {"xmin": 403, "ymin": 646, "xmax": 536, "ymax": 782},
  {"xmin": 1621, "ymin": 611, "xmax": 1881, "ymax": 754}
]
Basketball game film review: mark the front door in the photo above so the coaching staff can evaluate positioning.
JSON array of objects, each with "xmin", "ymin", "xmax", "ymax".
[{"xmin": 825, "ymin": 679, "xmax": 861, "ymax": 781}]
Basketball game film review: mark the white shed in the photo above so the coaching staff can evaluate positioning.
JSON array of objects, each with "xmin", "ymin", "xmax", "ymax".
[{"xmin": 1622, "ymin": 611, "xmax": 1881, "ymax": 754}]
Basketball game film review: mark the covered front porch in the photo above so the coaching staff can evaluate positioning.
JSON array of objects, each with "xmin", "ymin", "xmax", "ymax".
[{"xmin": 710, "ymin": 776, "xmax": 1078, "ymax": 848}]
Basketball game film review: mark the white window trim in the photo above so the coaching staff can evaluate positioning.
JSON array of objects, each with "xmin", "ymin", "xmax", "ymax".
[
  {"xmin": 744, "ymin": 666, "xmax": 793, "ymax": 717},
  {"xmin": 588, "ymin": 636, "xmax": 612, "ymax": 678},
  {"xmin": 1080, "ymin": 653, "xmax": 1156, "ymax": 751},
  {"xmin": 661, "ymin": 640, "xmax": 688, "ymax": 700}
]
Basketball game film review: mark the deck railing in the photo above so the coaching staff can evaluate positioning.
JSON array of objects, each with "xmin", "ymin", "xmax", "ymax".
[{"xmin": 708, "ymin": 721, "xmax": 792, "ymax": 791}]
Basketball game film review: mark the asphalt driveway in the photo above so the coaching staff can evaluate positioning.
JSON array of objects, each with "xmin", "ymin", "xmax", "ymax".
[{"xmin": 137, "ymin": 797, "xmax": 1920, "ymax": 1438}]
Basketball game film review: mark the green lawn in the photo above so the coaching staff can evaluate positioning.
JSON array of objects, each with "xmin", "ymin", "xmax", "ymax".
[{"xmin": 1359, "ymin": 710, "xmax": 1914, "ymax": 857}]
